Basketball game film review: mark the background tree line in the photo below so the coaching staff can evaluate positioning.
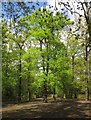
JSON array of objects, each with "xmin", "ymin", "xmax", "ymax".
[{"xmin": 2, "ymin": 1, "xmax": 91, "ymax": 103}]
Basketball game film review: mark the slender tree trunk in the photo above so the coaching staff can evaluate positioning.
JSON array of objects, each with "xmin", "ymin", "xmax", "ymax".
[
  {"xmin": 28, "ymin": 68, "xmax": 31, "ymax": 101},
  {"xmin": 40, "ymin": 40, "xmax": 47, "ymax": 102},
  {"xmin": 27, "ymin": 42, "xmax": 32, "ymax": 101},
  {"xmin": 72, "ymin": 55, "xmax": 74, "ymax": 80},
  {"xmin": 18, "ymin": 48, "xmax": 22, "ymax": 102},
  {"xmin": 53, "ymin": 82, "xmax": 56, "ymax": 101},
  {"xmin": 28, "ymin": 87, "xmax": 31, "ymax": 101},
  {"xmin": 72, "ymin": 55, "xmax": 76, "ymax": 99},
  {"xmin": 40, "ymin": 40, "xmax": 45, "ymax": 72},
  {"xmin": 46, "ymin": 42, "xmax": 49, "ymax": 75},
  {"xmin": 44, "ymin": 41, "xmax": 50, "ymax": 102},
  {"xmin": 89, "ymin": 53, "xmax": 91, "ymax": 100},
  {"xmin": 85, "ymin": 63, "xmax": 89, "ymax": 101},
  {"xmin": 43, "ymin": 81, "xmax": 47, "ymax": 103},
  {"xmin": 85, "ymin": 45, "xmax": 89, "ymax": 101},
  {"xmin": 82, "ymin": 2, "xmax": 90, "ymax": 100},
  {"xmin": 28, "ymin": 70, "xmax": 31, "ymax": 101}
]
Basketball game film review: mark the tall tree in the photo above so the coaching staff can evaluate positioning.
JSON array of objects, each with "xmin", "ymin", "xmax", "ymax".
[{"xmin": 58, "ymin": 0, "xmax": 91, "ymax": 100}]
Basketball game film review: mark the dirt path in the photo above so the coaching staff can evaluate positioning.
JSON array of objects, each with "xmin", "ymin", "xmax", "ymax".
[{"xmin": 1, "ymin": 98, "xmax": 91, "ymax": 119}]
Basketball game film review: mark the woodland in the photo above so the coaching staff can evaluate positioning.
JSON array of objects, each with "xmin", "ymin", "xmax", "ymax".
[{"xmin": 1, "ymin": 0, "xmax": 91, "ymax": 119}]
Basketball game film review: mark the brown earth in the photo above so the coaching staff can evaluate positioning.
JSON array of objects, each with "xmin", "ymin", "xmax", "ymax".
[{"xmin": 1, "ymin": 98, "xmax": 91, "ymax": 119}]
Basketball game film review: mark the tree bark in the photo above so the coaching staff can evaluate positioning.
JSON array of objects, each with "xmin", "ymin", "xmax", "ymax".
[
  {"xmin": 18, "ymin": 48, "xmax": 22, "ymax": 102},
  {"xmin": 28, "ymin": 70, "xmax": 31, "ymax": 101},
  {"xmin": 85, "ymin": 45, "xmax": 89, "ymax": 101},
  {"xmin": 43, "ymin": 81, "xmax": 47, "ymax": 103},
  {"xmin": 40, "ymin": 40, "xmax": 47, "ymax": 102},
  {"xmin": 46, "ymin": 42, "xmax": 49, "ymax": 75},
  {"xmin": 72, "ymin": 55, "xmax": 76, "ymax": 99},
  {"xmin": 53, "ymin": 83, "xmax": 56, "ymax": 101}
]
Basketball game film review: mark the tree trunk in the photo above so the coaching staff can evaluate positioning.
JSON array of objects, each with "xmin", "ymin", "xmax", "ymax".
[
  {"xmin": 27, "ymin": 78, "xmax": 31, "ymax": 101},
  {"xmin": 43, "ymin": 81, "xmax": 47, "ymax": 103},
  {"xmin": 40, "ymin": 40, "xmax": 45, "ymax": 72},
  {"xmin": 18, "ymin": 49, "xmax": 22, "ymax": 102},
  {"xmin": 28, "ymin": 88, "xmax": 31, "ymax": 101},
  {"xmin": 74, "ymin": 93, "xmax": 77, "ymax": 99},
  {"xmin": 85, "ymin": 45, "xmax": 89, "ymax": 101},
  {"xmin": 40, "ymin": 40, "xmax": 47, "ymax": 102},
  {"xmin": 53, "ymin": 84, "xmax": 56, "ymax": 101},
  {"xmin": 72, "ymin": 55, "xmax": 76, "ymax": 99},
  {"xmin": 46, "ymin": 42, "xmax": 49, "ymax": 75}
]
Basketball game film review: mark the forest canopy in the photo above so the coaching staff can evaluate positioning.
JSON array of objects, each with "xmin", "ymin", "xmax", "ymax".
[{"xmin": 1, "ymin": 0, "xmax": 91, "ymax": 103}]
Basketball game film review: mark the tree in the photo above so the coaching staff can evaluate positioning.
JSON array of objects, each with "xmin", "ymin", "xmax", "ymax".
[
  {"xmin": 58, "ymin": 0, "xmax": 91, "ymax": 101},
  {"xmin": 2, "ymin": 1, "xmax": 90, "ymax": 102},
  {"xmin": 2, "ymin": 2, "xmax": 32, "ymax": 102}
]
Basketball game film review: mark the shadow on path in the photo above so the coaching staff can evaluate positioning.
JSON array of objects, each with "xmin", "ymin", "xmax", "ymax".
[{"xmin": 2, "ymin": 99, "xmax": 91, "ymax": 119}]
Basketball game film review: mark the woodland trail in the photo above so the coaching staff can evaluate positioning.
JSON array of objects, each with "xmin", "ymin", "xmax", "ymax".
[{"xmin": 2, "ymin": 98, "xmax": 91, "ymax": 119}]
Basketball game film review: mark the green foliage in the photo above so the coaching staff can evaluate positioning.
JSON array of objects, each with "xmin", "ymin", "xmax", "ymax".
[{"xmin": 2, "ymin": 2, "xmax": 90, "ymax": 102}]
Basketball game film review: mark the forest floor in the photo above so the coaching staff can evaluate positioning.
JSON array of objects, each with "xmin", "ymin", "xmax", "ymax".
[{"xmin": 1, "ymin": 98, "xmax": 91, "ymax": 119}]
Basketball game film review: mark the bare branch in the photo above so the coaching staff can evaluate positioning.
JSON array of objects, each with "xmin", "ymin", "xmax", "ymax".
[{"xmin": 58, "ymin": 2, "xmax": 81, "ymax": 16}]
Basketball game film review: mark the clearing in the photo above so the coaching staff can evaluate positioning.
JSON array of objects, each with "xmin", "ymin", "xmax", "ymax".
[{"xmin": 2, "ymin": 98, "xmax": 91, "ymax": 119}]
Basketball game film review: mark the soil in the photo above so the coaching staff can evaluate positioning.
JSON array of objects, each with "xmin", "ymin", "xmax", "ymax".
[{"xmin": 1, "ymin": 98, "xmax": 91, "ymax": 119}]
